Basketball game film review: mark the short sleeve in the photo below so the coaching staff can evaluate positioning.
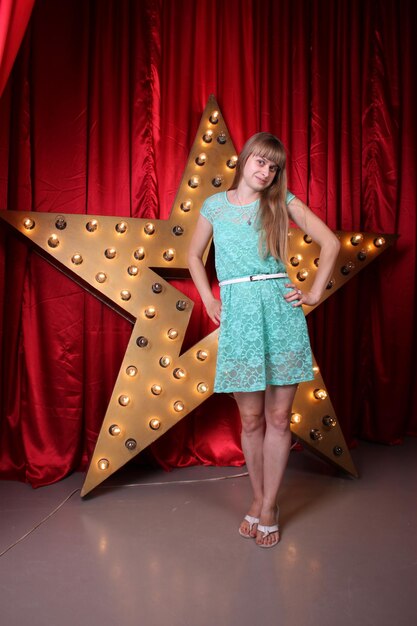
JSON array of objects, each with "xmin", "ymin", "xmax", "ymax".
[
  {"xmin": 200, "ymin": 196, "xmax": 215, "ymax": 224},
  {"xmin": 286, "ymin": 190, "xmax": 296, "ymax": 204}
]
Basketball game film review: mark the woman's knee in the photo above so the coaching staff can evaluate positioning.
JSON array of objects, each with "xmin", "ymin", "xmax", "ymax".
[
  {"xmin": 264, "ymin": 385, "xmax": 296, "ymax": 432},
  {"xmin": 240, "ymin": 411, "xmax": 264, "ymax": 435},
  {"xmin": 264, "ymin": 406, "xmax": 291, "ymax": 433},
  {"xmin": 234, "ymin": 391, "xmax": 265, "ymax": 435}
]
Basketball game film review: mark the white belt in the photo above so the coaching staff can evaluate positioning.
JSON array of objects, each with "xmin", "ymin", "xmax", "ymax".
[{"xmin": 219, "ymin": 272, "xmax": 288, "ymax": 286}]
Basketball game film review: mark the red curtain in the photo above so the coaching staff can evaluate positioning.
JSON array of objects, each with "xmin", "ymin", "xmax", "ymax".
[
  {"xmin": 0, "ymin": 0, "xmax": 416, "ymax": 487},
  {"xmin": 0, "ymin": 0, "xmax": 35, "ymax": 97}
]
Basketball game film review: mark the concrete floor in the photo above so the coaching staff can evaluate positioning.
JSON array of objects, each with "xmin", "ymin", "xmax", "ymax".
[{"xmin": 1, "ymin": 438, "xmax": 417, "ymax": 626}]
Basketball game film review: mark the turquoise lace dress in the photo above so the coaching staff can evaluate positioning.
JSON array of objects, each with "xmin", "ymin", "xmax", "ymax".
[{"xmin": 200, "ymin": 191, "xmax": 314, "ymax": 393}]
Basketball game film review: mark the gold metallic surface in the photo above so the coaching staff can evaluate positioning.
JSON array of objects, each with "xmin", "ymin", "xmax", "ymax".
[{"xmin": 0, "ymin": 95, "xmax": 397, "ymax": 496}]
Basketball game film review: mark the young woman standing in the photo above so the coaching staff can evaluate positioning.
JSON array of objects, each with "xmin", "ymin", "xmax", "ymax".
[{"xmin": 188, "ymin": 133, "xmax": 340, "ymax": 548}]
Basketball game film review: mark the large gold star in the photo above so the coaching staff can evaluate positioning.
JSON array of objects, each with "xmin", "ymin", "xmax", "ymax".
[{"xmin": 0, "ymin": 96, "xmax": 395, "ymax": 496}]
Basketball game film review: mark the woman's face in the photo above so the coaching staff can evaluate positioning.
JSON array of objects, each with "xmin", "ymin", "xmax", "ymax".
[{"xmin": 241, "ymin": 153, "xmax": 279, "ymax": 192}]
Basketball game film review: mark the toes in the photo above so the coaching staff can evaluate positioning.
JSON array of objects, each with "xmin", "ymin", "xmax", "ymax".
[
  {"xmin": 256, "ymin": 530, "xmax": 279, "ymax": 547},
  {"xmin": 255, "ymin": 533, "xmax": 264, "ymax": 546},
  {"xmin": 240, "ymin": 521, "xmax": 252, "ymax": 537}
]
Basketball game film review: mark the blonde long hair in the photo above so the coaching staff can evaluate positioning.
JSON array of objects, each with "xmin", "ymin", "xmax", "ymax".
[{"xmin": 229, "ymin": 132, "xmax": 289, "ymax": 263}]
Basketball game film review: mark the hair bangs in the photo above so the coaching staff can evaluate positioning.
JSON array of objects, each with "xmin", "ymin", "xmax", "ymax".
[{"xmin": 251, "ymin": 139, "xmax": 286, "ymax": 170}]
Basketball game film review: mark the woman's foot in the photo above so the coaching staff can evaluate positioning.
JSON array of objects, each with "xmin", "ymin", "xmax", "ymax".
[
  {"xmin": 256, "ymin": 506, "xmax": 280, "ymax": 547},
  {"xmin": 238, "ymin": 500, "xmax": 262, "ymax": 538},
  {"xmin": 238, "ymin": 514, "xmax": 259, "ymax": 538}
]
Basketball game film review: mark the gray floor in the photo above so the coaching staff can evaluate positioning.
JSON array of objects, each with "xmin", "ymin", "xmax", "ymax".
[{"xmin": 1, "ymin": 439, "xmax": 417, "ymax": 626}]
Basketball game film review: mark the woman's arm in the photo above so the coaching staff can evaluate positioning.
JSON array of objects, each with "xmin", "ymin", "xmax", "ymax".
[
  {"xmin": 188, "ymin": 215, "xmax": 222, "ymax": 325},
  {"xmin": 286, "ymin": 197, "xmax": 341, "ymax": 307}
]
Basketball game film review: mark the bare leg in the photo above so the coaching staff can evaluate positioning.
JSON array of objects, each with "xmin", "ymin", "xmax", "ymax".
[
  {"xmin": 234, "ymin": 391, "xmax": 265, "ymax": 537},
  {"xmin": 256, "ymin": 384, "xmax": 297, "ymax": 546}
]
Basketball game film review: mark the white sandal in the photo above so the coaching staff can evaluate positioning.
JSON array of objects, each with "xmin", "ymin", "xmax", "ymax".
[
  {"xmin": 238, "ymin": 514, "xmax": 260, "ymax": 538},
  {"xmin": 256, "ymin": 523, "xmax": 280, "ymax": 548},
  {"xmin": 257, "ymin": 507, "xmax": 280, "ymax": 548}
]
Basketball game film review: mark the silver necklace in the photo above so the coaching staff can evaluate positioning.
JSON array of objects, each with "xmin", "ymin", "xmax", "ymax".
[{"xmin": 234, "ymin": 189, "xmax": 254, "ymax": 225}]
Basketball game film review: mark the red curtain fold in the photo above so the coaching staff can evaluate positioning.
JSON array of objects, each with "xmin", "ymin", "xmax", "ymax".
[
  {"xmin": 0, "ymin": 0, "xmax": 416, "ymax": 487},
  {"xmin": 0, "ymin": 0, "xmax": 35, "ymax": 97}
]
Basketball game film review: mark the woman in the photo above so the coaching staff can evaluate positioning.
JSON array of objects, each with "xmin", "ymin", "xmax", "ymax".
[{"xmin": 188, "ymin": 132, "xmax": 340, "ymax": 548}]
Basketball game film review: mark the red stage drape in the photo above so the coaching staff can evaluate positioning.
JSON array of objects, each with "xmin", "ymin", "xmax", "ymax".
[
  {"xmin": 0, "ymin": 0, "xmax": 416, "ymax": 487},
  {"xmin": 0, "ymin": 0, "xmax": 35, "ymax": 97}
]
